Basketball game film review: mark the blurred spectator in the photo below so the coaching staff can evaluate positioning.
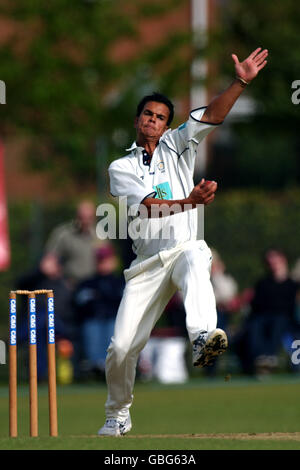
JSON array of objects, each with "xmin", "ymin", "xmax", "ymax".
[
  {"xmin": 138, "ymin": 293, "xmax": 189, "ymax": 384},
  {"xmin": 44, "ymin": 199, "xmax": 103, "ymax": 379},
  {"xmin": 72, "ymin": 243, "xmax": 124, "ymax": 380},
  {"xmin": 16, "ymin": 252, "xmax": 74, "ymax": 381},
  {"xmin": 210, "ymin": 249, "xmax": 239, "ymax": 330},
  {"xmin": 283, "ymin": 256, "xmax": 300, "ymax": 370},
  {"xmin": 205, "ymin": 249, "xmax": 239, "ymax": 376},
  {"xmin": 291, "ymin": 258, "xmax": 300, "ymax": 283},
  {"xmin": 45, "ymin": 200, "xmax": 102, "ymax": 288},
  {"xmin": 234, "ymin": 249, "xmax": 300, "ymax": 377},
  {"xmin": 56, "ymin": 339, "xmax": 74, "ymax": 385},
  {"xmin": 290, "ymin": 258, "xmax": 300, "ymax": 327}
]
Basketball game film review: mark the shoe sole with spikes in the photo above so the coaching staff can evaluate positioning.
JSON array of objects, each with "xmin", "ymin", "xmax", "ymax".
[{"xmin": 194, "ymin": 329, "xmax": 228, "ymax": 368}]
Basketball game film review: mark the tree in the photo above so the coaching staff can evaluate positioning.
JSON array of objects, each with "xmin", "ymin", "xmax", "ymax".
[
  {"xmin": 0, "ymin": 0, "xmax": 191, "ymax": 188},
  {"xmin": 206, "ymin": 0, "xmax": 300, "ymax": 189}
]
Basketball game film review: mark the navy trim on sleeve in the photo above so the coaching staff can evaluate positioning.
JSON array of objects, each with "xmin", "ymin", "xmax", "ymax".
[
  {"xmin": 190, "ymin": 106, "xmax": 223, "ymax": 126},
  {"xmin": 141, "ymin": 191, "xmax": 157, "ymax": 203}
]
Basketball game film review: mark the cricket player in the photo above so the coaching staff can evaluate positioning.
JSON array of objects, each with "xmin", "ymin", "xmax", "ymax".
[{"xmin": 98, "ymin": 47, "xmax": 268, "ymax": 436}]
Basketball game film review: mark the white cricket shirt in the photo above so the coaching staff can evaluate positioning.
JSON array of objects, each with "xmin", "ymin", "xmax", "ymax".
[{"xmin": 109, "ymin": 107, "xmax": 220, "ymax": 256}]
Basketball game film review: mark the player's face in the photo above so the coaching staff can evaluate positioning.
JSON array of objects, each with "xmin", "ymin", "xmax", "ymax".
[{"xmin": 135, "ymin": 101, "xmax": 170, "ymax": 142}]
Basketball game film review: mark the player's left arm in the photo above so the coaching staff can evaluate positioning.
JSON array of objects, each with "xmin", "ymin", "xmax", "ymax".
[{"xmin": 202, "ymin": 47, "xmax": 268, "ymax": 124}]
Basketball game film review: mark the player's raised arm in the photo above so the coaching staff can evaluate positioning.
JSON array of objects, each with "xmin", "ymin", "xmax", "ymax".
[{"xmin": 202, "ymin": 47, "xmax": 268, "ymax": 124}]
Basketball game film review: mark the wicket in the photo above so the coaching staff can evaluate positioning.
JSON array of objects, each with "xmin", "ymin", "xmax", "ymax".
[{"xmin": 9, "ymin": 289, "xmax": 58, "ymax": 438}]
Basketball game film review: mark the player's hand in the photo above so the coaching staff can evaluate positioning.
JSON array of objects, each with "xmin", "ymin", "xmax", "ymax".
[
  {"xmin": 188, "ymin": 179, "xmax": 217, "ymax": 206},
  {"xmin": 232, "ymin": 47, "xmax": 268, "ymax": 83}
]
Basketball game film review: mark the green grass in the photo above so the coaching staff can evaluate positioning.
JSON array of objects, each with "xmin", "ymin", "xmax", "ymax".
[
  {"xmin": 1, "ymin": 437, "xmax": 300, "ymax": 450},
  {"xmin": 0, "ymin": 374, "xmax": 300, "ymax": 450}
]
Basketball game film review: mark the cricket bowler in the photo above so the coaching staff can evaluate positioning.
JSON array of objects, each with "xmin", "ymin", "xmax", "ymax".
[{"xmin": 98, "ymin": 47, "xmax": 268, "ymax": 436}]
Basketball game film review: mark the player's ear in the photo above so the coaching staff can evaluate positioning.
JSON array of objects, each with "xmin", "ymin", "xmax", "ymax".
[{"xmin": 134, "ymin": 116, "xmax": 139, "ymax": 129}]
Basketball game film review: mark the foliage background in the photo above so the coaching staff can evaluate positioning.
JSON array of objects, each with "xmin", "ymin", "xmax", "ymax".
[
  {"xmin": 206, "ymin": 0, "xmax": 300, "ymax": 189},
  {"xmin": 0, "ymin": 0, "xmax": 191, "ymax": 187}
]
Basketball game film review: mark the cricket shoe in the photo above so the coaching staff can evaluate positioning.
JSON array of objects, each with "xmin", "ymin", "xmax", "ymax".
[
  {"xmin": 192, "ymin": 328, "xmax": 228, "ymax": 368},
  {"xmin": 98, "ymin": 414, "xmax": 132, "ymax": 437}
]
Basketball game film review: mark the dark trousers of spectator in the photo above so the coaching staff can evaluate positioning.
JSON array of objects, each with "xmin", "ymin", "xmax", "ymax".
[{"xmin": 234, "ymin": 312, "xmax": 289, "ymax": 375}]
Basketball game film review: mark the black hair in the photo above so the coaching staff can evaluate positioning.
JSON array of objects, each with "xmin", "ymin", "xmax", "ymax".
[
  {"xmin": 136, "ymin": 92, "xmax": 174, "ymax": 126},
  {"xmin": 262, "ymin": 247, "xmax": 286, "ymax": 261},
  {"xmin": 262, "ymin": 248, "xmax": 288, "ymax": 272}
]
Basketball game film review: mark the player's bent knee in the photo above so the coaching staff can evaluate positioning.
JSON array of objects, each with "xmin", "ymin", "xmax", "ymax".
[{"xmin": 107, "ymin": 339, "xmax": 134, "ymax": 365}]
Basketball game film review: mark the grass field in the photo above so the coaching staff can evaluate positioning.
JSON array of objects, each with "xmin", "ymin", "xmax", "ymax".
[{"xmin": 0, "ymin": 374, "xmax": 300, "ymax": 450}]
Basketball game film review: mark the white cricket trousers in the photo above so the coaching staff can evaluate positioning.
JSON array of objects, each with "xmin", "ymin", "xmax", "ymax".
[{"xmin": 104, "ymin": 240, "xmax": 217, "ymax": 420}]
